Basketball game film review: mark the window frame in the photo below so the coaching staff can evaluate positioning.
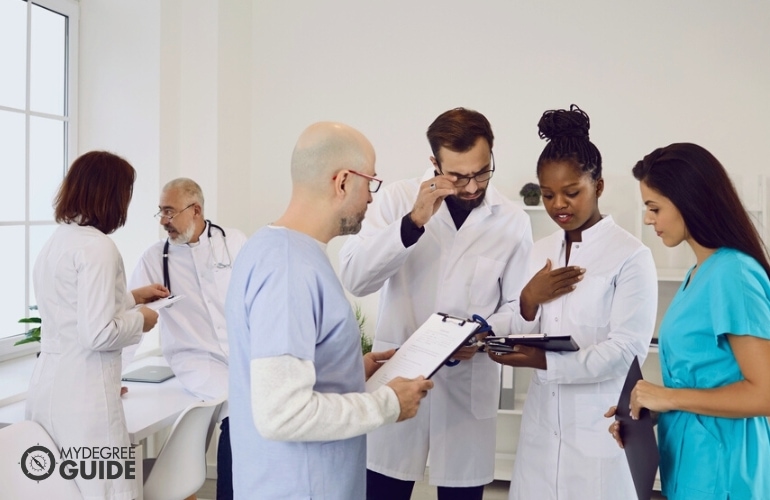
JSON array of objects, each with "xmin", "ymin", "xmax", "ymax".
[{"xmin": 0, "ymin": 0, "xmax": 78, "ymax": 362}]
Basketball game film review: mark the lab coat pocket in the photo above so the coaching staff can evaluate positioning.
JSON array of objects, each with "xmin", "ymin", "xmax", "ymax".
[
  {"xmin": 468, "ymin": 257, "xmax": 506, "ymax": 308},
  {"xmin": 471, "ymin": 357, "xmax": 500, "ymax": 420},
  {"xmin": 574, "ymin": 397, "xmax": 622, "ymax": 459},
  {"xmin": 568, "ymin": 275, "xmax": 613, "ymax": 327}
]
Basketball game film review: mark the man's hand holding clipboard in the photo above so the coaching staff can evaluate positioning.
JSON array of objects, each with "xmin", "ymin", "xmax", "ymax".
[
  {"xmin": 364, "ymin": 313, "xmax": 487, "ymax": 393},
  {"xmin": 362, "ymin": 349, "xmax": 434, "ymax": 422}
]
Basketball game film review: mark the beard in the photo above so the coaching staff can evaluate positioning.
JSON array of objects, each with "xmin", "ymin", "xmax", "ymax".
[
  {"xmin": 448, "ymin": 188, "xmax": 486, "ymax": 211},
  {"xmin": 339, "ymin": 208, "xmax": 367, "ymax": 236},
  {"xmin": 167, "ymin": 222, "xmax": 196, "ymax": 244}
]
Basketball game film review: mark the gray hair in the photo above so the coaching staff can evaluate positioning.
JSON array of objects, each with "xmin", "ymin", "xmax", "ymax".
[{"xmin": 162, "ymin": 178, "xmax": 205, "ymax": 209}]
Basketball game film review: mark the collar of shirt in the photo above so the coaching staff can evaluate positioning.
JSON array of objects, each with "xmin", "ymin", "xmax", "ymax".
[{"xmin": 560, "ymin": 214, "xmax": 613, "ymax": 247}]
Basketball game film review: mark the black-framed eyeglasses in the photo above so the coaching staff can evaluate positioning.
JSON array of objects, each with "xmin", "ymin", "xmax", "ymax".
[
  {"xmin": 437, "ymin": 152, "xmax": 495, "ymax": 187},
  {"xmin": 334, "ymin": 170, "xmax": 383, "ymax": 193},
  {"xmin": 154, "ymin": 203, "xmax": 195, "ymax": 221}
]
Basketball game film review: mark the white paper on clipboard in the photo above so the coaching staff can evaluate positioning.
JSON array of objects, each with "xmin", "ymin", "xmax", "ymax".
[{"xmin": 365, "ymin": 312, "xmax": 481, "ymax": 392}]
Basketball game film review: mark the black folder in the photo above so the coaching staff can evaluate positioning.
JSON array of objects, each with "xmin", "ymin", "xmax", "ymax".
[
  {"xmin": 616, "ymin": 356, "xmax": 660, "ymax": 500},
  {"xmin": 485, "ymin": 334, "xmax": 579, "ymax": 352}
]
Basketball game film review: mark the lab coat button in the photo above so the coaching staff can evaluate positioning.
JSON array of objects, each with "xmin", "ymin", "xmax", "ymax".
[
  {"xmin": 552, "ymin": 392, "xmax": 555, "ymax": 397},
  {"xmin": 554, "ymin": 317, "xmax": 559, "ymax": 322}
]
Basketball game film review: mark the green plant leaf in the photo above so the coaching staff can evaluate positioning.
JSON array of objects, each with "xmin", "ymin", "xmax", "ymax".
[
  {"xmin": 353, "ymin": 302, "xmax": 372, "ymax": 354},
  {"xmin": 13, "ymin": 334, "xmax": 40, "ymax": 346},
  {"xmin": 16, "ymin": 312, "xmax": 42, "ymax": 346}
]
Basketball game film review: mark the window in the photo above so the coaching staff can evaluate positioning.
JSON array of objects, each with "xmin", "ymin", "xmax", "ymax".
[{"xmin": 0, "ymin": 0, "xmax": 78, "ymax": 359}]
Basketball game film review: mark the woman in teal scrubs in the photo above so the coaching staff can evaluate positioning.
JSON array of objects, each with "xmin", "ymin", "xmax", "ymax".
[{"xmin": 611, "ymin": 143, "xmax": 770, "ymax": 499}]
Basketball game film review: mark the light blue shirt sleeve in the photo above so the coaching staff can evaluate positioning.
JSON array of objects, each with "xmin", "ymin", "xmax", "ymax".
[{"xmin": 243, "ymin": 238, "xmax": 322, "ymax": 363}]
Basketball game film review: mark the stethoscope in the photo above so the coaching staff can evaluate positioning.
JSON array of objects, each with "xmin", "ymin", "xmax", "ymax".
[{"xmin": 162, "ymin": 220, "xmax": 232, "ymax": 292}]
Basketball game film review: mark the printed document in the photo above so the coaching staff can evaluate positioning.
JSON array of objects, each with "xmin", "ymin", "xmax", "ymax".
[{"xmin": 365, "ymin": 313, "xmax": 480, "ymax": 392}]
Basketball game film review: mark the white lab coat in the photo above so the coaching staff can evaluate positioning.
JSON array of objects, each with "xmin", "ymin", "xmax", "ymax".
[
  {"xmin": 26, "ymin": 223, "xmax": 144, "ymax": 500},
  {"xmin": 129, "ymin": 222, "xmax": 247, "ymax": 415},
  {"xmin": 507, "ymin": 216, "xmax": 657, "ymax": 500},
  {"xmin": 339, "ymin": 169, "xmax": 533, "ymax": 486}
]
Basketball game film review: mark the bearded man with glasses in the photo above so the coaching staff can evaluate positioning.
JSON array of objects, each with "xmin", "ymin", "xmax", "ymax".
[
  {"xmin": 340, "ymin": 107, "xmax": 534, "ymax": 500},
  {"xmin": 128, "ymin": 178, "xmax": 248, "ymax": 500}
]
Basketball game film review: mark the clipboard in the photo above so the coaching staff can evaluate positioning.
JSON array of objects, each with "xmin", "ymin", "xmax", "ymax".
[
  {"xmin": 365, "ymin": 312, "xmax": 483, "ymax": 392},
  {"xmin": 616, "ymin": 356, "xmax": 659, "ymax": 500},
  {"xmin": 485, "ymin": 334, "xmax": 580, "ymax": 352}
]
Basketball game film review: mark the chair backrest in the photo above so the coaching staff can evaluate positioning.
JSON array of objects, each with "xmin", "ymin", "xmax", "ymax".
[
  {"xmin": 143, "ymin": 396, "xmax": 225, "ymax": 500},
  {"xmin": 0, "ymin": 420, "xmax": 83, "ymax": 500},
  {"xmin": 205, "ymin": 399, "xmax": 225, "ymax": 452}
]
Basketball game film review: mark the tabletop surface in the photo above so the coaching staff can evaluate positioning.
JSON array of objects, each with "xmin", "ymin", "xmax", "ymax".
[{"xmin": 0, "ymin": 356, "xmax": 200, "ymax": 443}]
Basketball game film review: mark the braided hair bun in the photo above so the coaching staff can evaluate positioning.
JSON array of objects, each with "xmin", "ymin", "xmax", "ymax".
[
  {"xmin": 538, "ymin": 104, "xmax": 590, "ymax": 141},
  {"xmin": 535, "ymin": 104, "xmax": 601, "ymax": 180}
]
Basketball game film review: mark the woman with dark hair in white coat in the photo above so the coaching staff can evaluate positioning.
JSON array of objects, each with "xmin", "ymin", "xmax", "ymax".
[{"xmin": 26, "ymin": 151, "xmax": 168, "ymax": 499}]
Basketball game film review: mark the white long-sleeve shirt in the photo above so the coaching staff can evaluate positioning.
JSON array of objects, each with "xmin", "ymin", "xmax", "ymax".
[{"xmin": 250, "ymin": 355, "xmax": 399, "ymax": 441}]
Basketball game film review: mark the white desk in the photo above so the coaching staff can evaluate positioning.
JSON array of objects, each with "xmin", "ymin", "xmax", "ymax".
[
  {"xmin": 0, "ymin": 356, "xmax": 199, "ymax": 500},
  {"xmin": 122, "ymin": 376, "xmax": 201, "ymax": 444},
  {"xmin": 0, "ymin": 357, "xmax": 199, "ymax": 443}
]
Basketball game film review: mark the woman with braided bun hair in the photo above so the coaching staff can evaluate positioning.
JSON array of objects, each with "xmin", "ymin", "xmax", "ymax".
[
  {"xmin": 608, "ymin": 143, "xmax": 770, "ymax": 499},
  {"xmin": 489, "ymin": 105, "xmax": 658, "ymax": 499}
]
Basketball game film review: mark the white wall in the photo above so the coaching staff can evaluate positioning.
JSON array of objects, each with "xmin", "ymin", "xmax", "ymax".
[
  {"xmin": 78, "ymin": 0, "xmax": 161, "ymax": 272},
  {"xmin": 248, "ymin": 0, "xmax": 770, "ymax": 327},
  {"xmin": 77, "ymin": 0, "xmax": 770, "ymax": 330},
  {"xmin": 78, "ymin": 0, "xmax": 254, "ymax": 272},
  {"xmin": 249, "ymin": 0, "xmax": 770, "ymax": 212}
]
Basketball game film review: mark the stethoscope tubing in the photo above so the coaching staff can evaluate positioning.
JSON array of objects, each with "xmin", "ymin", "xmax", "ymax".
[{"xmin": 162, "ymin": 220, "xmax": 228, "ymax": 292}]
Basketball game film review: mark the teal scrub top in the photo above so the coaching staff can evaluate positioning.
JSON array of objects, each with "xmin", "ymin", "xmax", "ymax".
[{"xmin": 658, "ymin": 248, "xmax": 770, "ymax": 500}]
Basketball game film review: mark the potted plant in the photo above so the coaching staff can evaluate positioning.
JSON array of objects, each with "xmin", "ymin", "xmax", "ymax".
[
  {"xmin": 15, "ymin": 305, "xmax": 41, "ymax": 346},
  {"xmin": 519, "ymin": 182, "xmax": 541, "ymax": 206},
  {"xmin": 354, "ymin": 303, "xmax": 373, "ymax": 355}
]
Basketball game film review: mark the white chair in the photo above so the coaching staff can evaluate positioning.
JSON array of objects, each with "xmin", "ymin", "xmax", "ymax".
[
  {"xmin": 143, "ymin": 396, "xmax": 226, "ymax": 500},
  {"xmin": 0, "ymin": 420, "xmax": 83, "ymax": 500}
]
